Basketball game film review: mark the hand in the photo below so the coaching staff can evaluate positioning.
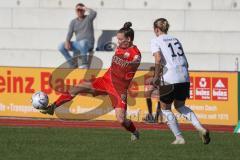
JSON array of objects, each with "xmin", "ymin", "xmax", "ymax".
[
  {"xmin": 64, "ymin": 41, "xmax": 71, "ymax": 50},
  {"xmin": 82, "ymin": 6, "xmax": 87, "ymax": 10},
  {"xmin": 152, "ymin": 76, "xmax": 160, "ymax": 87},
  {"xmin": 78, "ymin": 6, "xmax": 87, "ymax": 11}
]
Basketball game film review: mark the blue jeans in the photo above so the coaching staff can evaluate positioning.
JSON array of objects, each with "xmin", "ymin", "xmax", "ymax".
[{"xmin": 58, "ymin": 39, "xmax": 92, "ymax": 67}]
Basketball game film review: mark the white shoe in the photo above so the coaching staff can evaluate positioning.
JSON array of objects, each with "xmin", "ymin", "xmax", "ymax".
[
  {"xmin": 79, "ymin": 64, "xmax": 88, "ymax": 69},
  {"xmin": 171, "ymin": 137, "xmax": 186, "ymax": 144},
  {"xmin": 131, "ymin": 131, "xmax": 140, "ymax": 141}
]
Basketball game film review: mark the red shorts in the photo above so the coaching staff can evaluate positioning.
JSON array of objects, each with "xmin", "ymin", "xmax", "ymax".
[{"xmin": 92, "ymin": 77, "xmax": 127, "ymax": 110}]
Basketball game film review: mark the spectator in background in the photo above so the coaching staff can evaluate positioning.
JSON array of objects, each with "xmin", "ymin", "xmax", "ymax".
[{"xmin": 58, "ymin": 3, "xmax": 97, "ymax": 68}]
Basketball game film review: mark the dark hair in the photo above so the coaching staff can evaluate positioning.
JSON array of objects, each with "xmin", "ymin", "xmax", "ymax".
[
  {"xmin": 118, "ymin": 22, "xmax": 134, "ymax": 41},
  {"xmin": 76, "ymin": 3, "xmax": 85, "ymax": 8},
  {"xmin": 153, "ymin": 18, "xmax": 170, "ymax": 34}
]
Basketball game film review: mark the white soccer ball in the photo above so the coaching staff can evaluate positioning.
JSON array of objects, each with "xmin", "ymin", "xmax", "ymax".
[{"xmin": 31, "ymin": 91, "xmax": 49, "ymax": 109}]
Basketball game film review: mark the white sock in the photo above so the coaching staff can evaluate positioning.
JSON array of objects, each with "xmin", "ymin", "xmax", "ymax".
[
  {"xmin": 177, "ymin": 106, "xmax": 205, "ymax": 132},
  {"xmin": 161, "ymin": 109, "xmax": 182, "ymax": 138}
]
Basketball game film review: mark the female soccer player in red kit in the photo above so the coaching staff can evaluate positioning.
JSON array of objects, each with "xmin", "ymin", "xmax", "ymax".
[{"xmin": 40, "ymin": 22, "xmax": 141, "ymax": 141}]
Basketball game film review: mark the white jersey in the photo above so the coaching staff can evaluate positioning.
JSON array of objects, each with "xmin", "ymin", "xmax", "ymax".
[{"xmin": 151, "ymin": 34, "xmax": 189, "ymax": 85}]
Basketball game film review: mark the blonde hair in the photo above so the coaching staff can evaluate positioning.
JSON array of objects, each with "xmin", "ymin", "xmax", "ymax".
[{"xmin": 153, "ymin": 18, "xmax": 170, "ymax": 34}]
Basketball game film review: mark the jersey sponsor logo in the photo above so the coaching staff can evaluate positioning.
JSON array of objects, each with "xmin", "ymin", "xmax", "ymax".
[
  {"xmin": 195, "ymin": 77, "xmax": 211, "ymax": 100},
  {"xmin": 163, "ymin": 38, "xmax": 178, "ymax": 42},
  {"xmin": 112, "ymin": 55, "xmax": 130, "ymax": 68},
  {"xmin": 212, "ymin": 78, "xmax": 228, "ymax": 101}
]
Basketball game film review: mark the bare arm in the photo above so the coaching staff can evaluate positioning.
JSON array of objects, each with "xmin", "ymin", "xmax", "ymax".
[
  {"xmin": 64, "ymin": 20, "xmax": 75, "ymax": 50},
  {"xmin": 152, "ymin": 51, "xmax": 162, "ymax": 86},
  {"xmin": 66, "ymin": 20, "xmax": 74, "ymax": 42},
  {"xmin": 154, "ymin": 52, "xmax": 162, "ymax": 78}
]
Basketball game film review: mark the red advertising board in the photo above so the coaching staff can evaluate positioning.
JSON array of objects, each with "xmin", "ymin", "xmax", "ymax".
[
  {"xmin": 195, "ymin": 77, "xmax": 211, "ymax": 100},
  {"xmin": 212, "ymin": 78, "xmax": 228, "ymax": 101}
]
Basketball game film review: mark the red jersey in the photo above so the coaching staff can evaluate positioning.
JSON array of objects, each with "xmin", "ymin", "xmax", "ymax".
[
  {"xmin": 92, "ymin": 45, "xmax": 141, "ymax": 109},
  {"xmin": 103, "ymin": 45, "xmax": 141, "ymax": 89}
]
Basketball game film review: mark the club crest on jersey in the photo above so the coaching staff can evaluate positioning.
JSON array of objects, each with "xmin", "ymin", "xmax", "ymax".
[{"xmin": 123, "ymin": 52, "xmax": 130, "ymax": 59}]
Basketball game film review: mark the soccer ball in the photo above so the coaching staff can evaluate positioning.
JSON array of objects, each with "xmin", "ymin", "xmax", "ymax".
[{"xmin": 31, "ymin": 91, "xmax": 49, "ymax": 109}]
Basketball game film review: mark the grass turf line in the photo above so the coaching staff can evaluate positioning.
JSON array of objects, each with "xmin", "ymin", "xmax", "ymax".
[{"xmin": 0, "ymin": 127, "xmax": 239, "ymax": 160}]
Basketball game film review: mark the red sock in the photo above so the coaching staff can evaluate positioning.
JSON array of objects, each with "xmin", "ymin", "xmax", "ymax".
[
  {"xmin": 54, "ymin": 92, "xmax": 74, "ymax": 107},
  {"xmin": 122, "ymin": 120, "xmax": 136, "ymax": 133}
]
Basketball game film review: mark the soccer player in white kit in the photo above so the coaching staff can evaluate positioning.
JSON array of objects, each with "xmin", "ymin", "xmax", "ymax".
[{"xmin": 151, "ymin": 18, "xmax": 210, "ymax": 144}]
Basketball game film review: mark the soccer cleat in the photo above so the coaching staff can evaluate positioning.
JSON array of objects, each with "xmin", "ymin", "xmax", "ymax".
[
  {"xmin": 79, "ymin": 64, "xmax": 88, "ymax": 69},
  {"xmin": 200, "ymin": 129, "xmax": 211, "ymax": 145},
  {"xmin": 143, "ymin": 114, "xmax": 155, "ymax": 123},
  {"xmin": 131, "ymin": 131, "xmax": 140, "ymax": 141},
  {"xmin": 171, "ymin": 138, "xmax": 186, "ymax": 145},
  {"xmin": 40, "ymin": 103, "xmax": 56, "ymax": 115}
]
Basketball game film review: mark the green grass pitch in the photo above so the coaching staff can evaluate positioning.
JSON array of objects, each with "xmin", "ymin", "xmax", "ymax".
[{"xmin": 0, "ymin": 127, "xmax": 239, "ymax": 160}]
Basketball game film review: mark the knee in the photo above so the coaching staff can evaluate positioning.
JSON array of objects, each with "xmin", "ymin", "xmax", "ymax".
[
  {"xmin": 78, "ymin": 40, "xmax": 89, "ymax": 51},
  {"xmin": 79, "ymin": 39, "xmax": 88, "ymax": 46},
  {"xmin": 69, "ymin": 85, "xmax": 83, "ymax": 96},
  {"xmin": 69, "ymin": 87, "xmax": 77, "ymax": 97},
  {"xmin": 116, "ymin": 113, "xmax": 126, "ymax": 124},
  {"xmin": 58, "ymin": 42, "xmax": 65, "ymax": 52},
  {"xmin": 161, "ymin": 103, "xmax": 171, "ymax": 110},
  {"xmin": 176, "ymin": 105, "xmax": 192, "ymax": 113},
  {"xmin": 117, "ymin": 116, "xmax": 125, "ymax": 124},
  {"xmin": 175, "ymin": 107, "xmax": 181, "ymax": 113},
  {"xmin": 174, "ymin": 101, "xmax": 185, "ymax": 109},
  {"xmin": 175, "ymin": 104, "xmax": 184, "ymax": 112},
  {"xmin": 161, "ymin": 107, "xmax": 168, "ymax": 111}
]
